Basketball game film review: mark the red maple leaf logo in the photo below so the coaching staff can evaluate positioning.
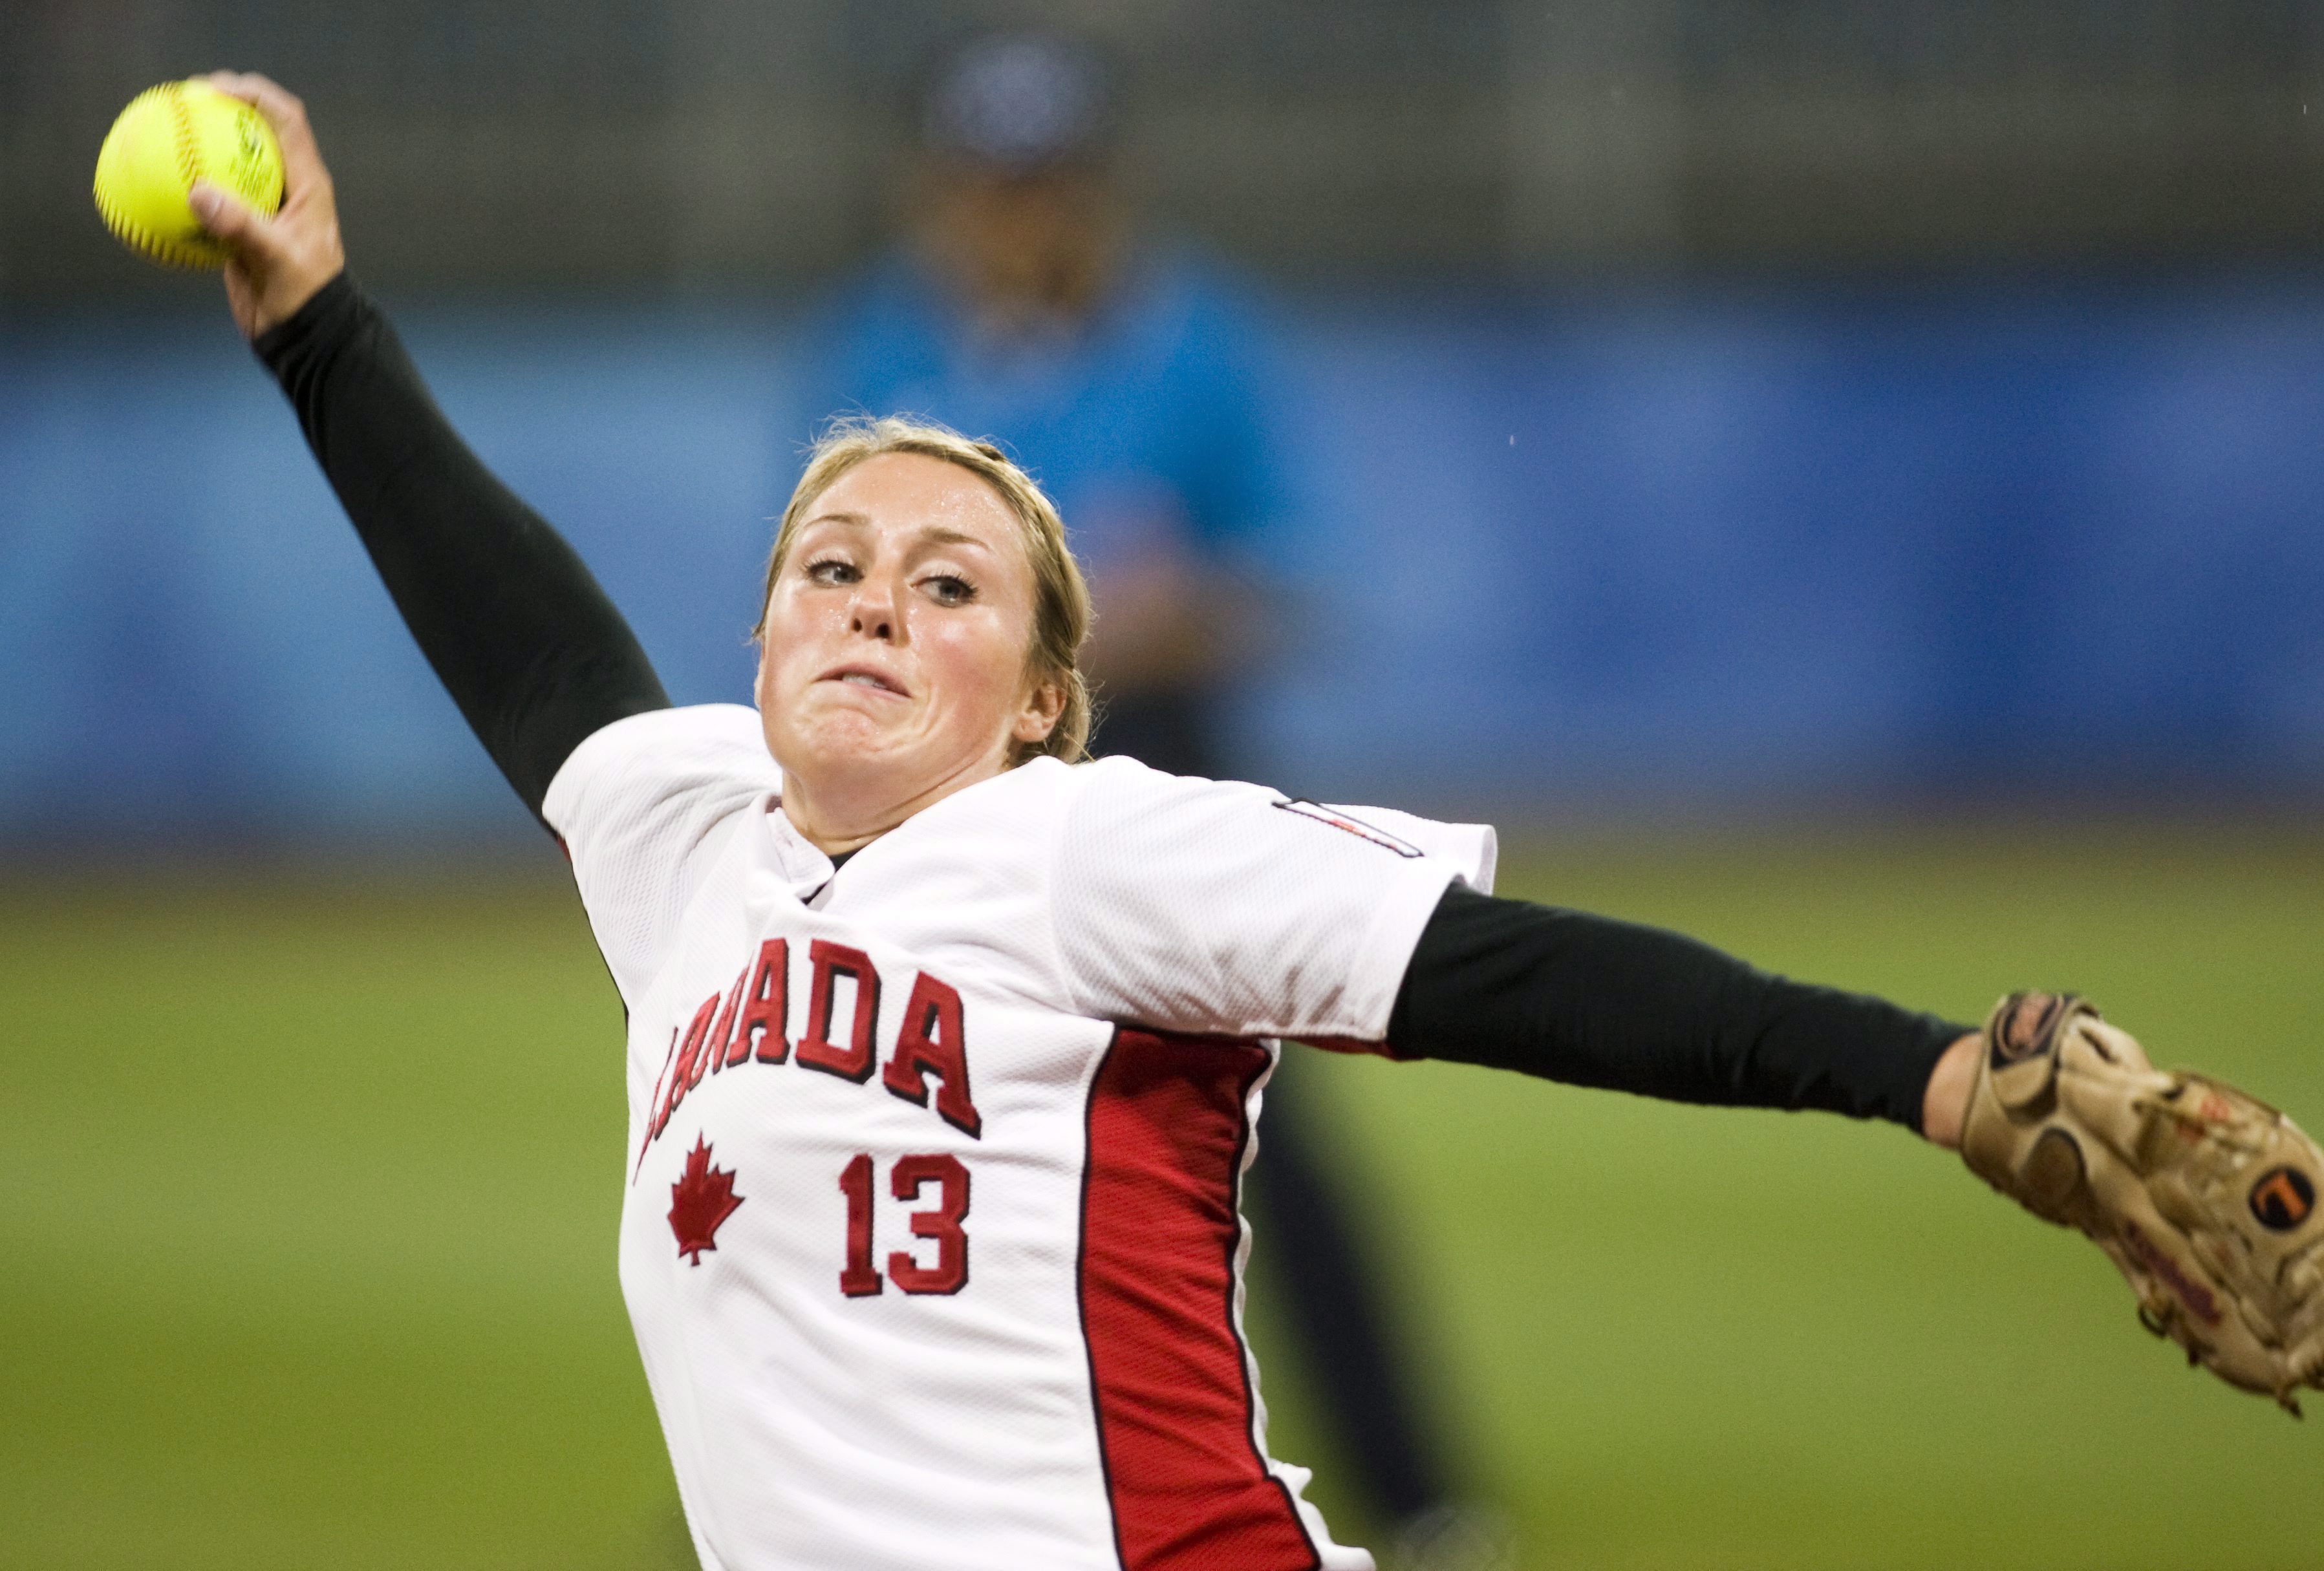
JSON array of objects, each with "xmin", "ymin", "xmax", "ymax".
[{"xmin": 667, "ymin": 1135, "xmax": 744, "ymax": 1266}]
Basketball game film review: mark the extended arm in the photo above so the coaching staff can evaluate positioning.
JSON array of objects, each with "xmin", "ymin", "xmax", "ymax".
[
  {"xmin": 194, "ymin": 74, "xmax": 667, "ymax": 820},
  {"xmin": 1388, "ymin": 882, "xmax": 1978, "ymax": 1140}
]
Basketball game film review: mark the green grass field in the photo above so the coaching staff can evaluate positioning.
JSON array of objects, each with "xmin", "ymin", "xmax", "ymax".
[{"xmin": 4, "ymin": 821, "xmax": 2319, "ymax": 1569}]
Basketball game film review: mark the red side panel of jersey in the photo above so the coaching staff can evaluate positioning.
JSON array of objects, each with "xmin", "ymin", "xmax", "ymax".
[{"xmin": 1078, "ymin": 1029, "xmax": 1321, "ymax": 1571}]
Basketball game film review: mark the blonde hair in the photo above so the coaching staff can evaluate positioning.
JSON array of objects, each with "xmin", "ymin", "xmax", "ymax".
[{"xmin": 753, "ymin": 415, "xmax": 1094, "ymax": 766}]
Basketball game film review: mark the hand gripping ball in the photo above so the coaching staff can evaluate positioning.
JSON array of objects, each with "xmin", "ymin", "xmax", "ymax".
[{"xmin": 94, "ymin": 80, "xmax": 285, "ymax": 269}]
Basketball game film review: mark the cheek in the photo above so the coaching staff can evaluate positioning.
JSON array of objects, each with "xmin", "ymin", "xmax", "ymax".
[
  {"xmin": 757, "ymin": 591, "xmax": 837, "ymax": 688},
  {"xmin": 923, "ymin": 612, "xmax": 1031, "ymax": 714}
]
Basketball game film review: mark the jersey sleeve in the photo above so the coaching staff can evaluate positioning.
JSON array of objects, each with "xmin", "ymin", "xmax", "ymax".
[
  {"xmin": 1048, "ymin": 760, "xmax": 1497, "ymax": 1041},
  {"xmin": 541, "ymin": 704, "xmax": 780, "ymax": 1007}
]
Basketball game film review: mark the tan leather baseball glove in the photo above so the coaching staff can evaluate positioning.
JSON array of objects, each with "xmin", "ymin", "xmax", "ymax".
[{"xmin": 1962, "ymin": 992, "xmax": 2324, "ymax": 1414}]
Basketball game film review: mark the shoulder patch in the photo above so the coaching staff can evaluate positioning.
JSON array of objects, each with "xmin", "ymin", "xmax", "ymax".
[{"xmin": 1271, "ymin": 798, "xmax": 1425, "ymax": 858}]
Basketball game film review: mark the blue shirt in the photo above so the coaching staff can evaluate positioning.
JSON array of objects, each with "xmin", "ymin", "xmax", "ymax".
[{"xmin": 807, "ymin": 247, "xmax": 1289, "ymax": 574}]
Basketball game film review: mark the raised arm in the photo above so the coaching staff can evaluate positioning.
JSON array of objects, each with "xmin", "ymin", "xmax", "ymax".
[{"xmin": 190, "ymin": 72, "xmax": 669, "ymax": 820}]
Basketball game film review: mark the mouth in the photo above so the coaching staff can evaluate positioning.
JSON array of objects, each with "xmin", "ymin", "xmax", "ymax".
[{"xmin": 817, "ymin": 665, "xmax": 909, "ymax": 698}]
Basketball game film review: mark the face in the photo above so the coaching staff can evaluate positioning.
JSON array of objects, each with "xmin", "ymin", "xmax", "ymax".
[
  {"xmin": 757, "ymin": 453, "xmax": 1063, "ymax": 828},
  {"xmin": 918, "ymin": 161, "xmax": 1119, "ymax": 323}
]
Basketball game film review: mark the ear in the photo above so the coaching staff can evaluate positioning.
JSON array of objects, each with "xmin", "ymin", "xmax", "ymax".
[{"xmin": 1011, "ymin": 671, "xmax": 1068, "ymax": 745}]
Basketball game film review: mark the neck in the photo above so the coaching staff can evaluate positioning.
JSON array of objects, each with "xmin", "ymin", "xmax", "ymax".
[{"xmin": 779, "ymin": 749, "xmax": 1012, "ymax": 859}]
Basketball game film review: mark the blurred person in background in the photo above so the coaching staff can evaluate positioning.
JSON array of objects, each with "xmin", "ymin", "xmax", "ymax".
[
  {"xmin": 819, "ymin": 32, "xmax": 1261, "ymax": 777},
  {"xmin": 806, "ymin": 34, "xmax": 1501, "ymax": 1567}
]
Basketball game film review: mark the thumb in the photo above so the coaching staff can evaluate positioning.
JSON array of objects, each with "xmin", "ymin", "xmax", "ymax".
[{"xmin": 189, "ymin": 180, "xmax": 274, "ymax": 259}]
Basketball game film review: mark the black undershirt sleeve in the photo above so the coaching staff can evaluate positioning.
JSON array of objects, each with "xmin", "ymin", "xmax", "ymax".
[
  {"xmin": 1386, "ymin": 881, "xmax": 1968, "ymax": 1133},
  {"xmin": 253, "ymin": 273, "xmax": 670, "ymax": 822}
]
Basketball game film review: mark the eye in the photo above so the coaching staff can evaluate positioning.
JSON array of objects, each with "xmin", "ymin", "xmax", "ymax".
[
  {"xmin": 804, "ymin": 556, "xmax": 859, "ymax": 587},
  {"xmin": 920, "ymin": 573, "xmax": 976, "ymax": 607}
]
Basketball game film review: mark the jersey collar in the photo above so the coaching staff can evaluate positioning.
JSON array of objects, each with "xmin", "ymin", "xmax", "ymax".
[{"xmin": 759, "ymin": 795, "xmax": 839, "ymax": 900}]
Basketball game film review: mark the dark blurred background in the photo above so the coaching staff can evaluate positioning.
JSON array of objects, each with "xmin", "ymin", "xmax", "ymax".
[
  {"xmin": 5, "ymin": 6, "xmax": 2323, "ymax": 1570},
  {"xmin": 12, "ymin": 0, "xmax": 2324, "ymax": 290},
  {"xmin": 8, "ymin": 0, "xmax": 2324, "ymax": 842}
]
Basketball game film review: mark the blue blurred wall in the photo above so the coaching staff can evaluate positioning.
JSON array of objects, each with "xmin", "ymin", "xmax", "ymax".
[{"xmin": 5, "ymin": 278, "xmax": 2321, "ymax": 845}]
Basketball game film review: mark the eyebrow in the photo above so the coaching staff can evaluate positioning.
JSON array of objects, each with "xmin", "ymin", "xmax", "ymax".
[{"xmin": 799, "ymin": 513, "xmax": 992, "ymax": 551}]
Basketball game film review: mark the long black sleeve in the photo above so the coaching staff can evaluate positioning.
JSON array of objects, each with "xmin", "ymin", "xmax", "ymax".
[
  {"xmin": 1387, "ymin": 882, "xmax": 1967, "ymax": 1132},
  {"xmin": 253, "ymin": 274, "xmax": 670, "ymax": 820}
]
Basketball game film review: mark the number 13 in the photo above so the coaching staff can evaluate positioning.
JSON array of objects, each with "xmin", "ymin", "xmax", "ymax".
[{"xmin": 839, "ymin": 1153, "xmax": 969, "ymax": 1297}]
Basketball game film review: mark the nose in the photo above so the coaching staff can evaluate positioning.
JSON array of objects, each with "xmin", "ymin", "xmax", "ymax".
[{"xmin": 849, "ymin": 575, "xmax": 898, "ymax": 642}]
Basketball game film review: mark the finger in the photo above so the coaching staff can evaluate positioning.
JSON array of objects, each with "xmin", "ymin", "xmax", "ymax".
[
  {"xmin": 188, "ymin": 179, "xmax": 280, "ymax": 262},
  {"xmin": 202, "ymin": 70, "xmax": 330, "ymax": 201}
]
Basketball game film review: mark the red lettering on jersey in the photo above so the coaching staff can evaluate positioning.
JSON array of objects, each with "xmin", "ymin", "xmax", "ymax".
[
  {"xmin": 881, "ymin": 972, "xmax": 982, "ymax": 1138},
  {"xmin": 672, "ymin": 990, "xmax": 722, "ymax": 1109},
  {"xmin": 731, "ymin": 938, "xmax": 791, "ymax": 1065},
  {"xmin": 888, "ymin": 1153, "xmax": 971, "ymax": 1294},
  {"xmin": 797, "ymin": 940, "xmax": 879, "ymax": 1083},
  {"xmin": 837, "ymin": 1153, "xmax": 884, "ymax": 1296},
  {"xmin": 707, "ymin": 966, "xmax": 748, "ymax": 1074},
  {"xmin": 638, "ymin": 1025, "xmax": 683, "ymax": 1176}
]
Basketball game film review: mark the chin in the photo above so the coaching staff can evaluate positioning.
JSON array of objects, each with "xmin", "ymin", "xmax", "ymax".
[{"xmin": 771, "ymin": 712, "xmax": 907, "ymax": 778}]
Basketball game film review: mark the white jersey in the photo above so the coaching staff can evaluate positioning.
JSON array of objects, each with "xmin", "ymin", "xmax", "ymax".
[{"xmin": 543, "ymin": 705, "xmax": 1497, "ymax": 1571}]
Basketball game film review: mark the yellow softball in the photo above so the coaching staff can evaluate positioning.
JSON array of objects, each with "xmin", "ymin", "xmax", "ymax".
[{"xmin": 93, "ymin": 79, "xmax": 285, "ymax": 270}]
